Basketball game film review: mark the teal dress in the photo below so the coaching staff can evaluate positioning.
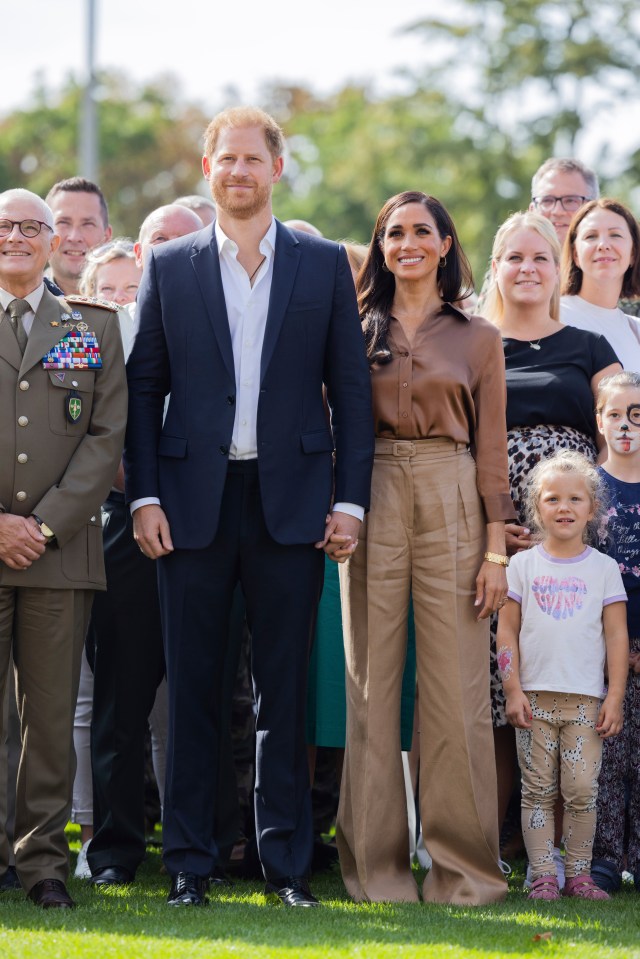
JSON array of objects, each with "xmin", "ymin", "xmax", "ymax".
[{"xmin": 306, "ymin": 555, "xmax": 416, "ymax": 749}]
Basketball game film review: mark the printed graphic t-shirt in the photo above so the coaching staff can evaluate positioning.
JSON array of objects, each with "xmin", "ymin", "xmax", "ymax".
[{"xmin": 507, "ymin": 544, "xmax": 626, "ymax": 697}]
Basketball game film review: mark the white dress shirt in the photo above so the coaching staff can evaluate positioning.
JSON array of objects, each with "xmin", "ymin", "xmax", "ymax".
[
  {"xmin": 0, "ymin": 283, "xmax": 45, "ymax": 335},
  {"xmin": 130, "ymin": 221, "xmax": 362, "ymax": 521},
  {"xmin": 216, "ymin": 217, "xmax": 275, "ymax": 459}
]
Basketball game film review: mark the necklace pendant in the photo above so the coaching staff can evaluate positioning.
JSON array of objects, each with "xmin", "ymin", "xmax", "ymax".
[{"xmin": 529, "ymin": 342, "xmax": 541, "ymax": 350}]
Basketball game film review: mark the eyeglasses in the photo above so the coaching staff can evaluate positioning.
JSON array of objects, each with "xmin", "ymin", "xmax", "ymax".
[
  {"xmin": 532, "ymin": 195, "xmax": 590, "ymax": 213},
  {"xmin": 0, "ymin": 218, "xmax": 54, "ymax": 238}
]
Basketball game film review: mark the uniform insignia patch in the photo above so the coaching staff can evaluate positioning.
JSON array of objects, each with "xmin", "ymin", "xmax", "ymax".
[{"xmin": 66, "ymin": 392, "xmax": 82, "ymax": 423}]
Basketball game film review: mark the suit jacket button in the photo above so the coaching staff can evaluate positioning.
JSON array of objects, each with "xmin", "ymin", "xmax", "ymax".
[
  {"xmin": 226, "ymin": 395, "xmax": 235, "ymax": 405},
  {"xmin": 219, "ymin": 445, "xmax": 229, "ymax": 455},
  {"xmin": 17, "ymin": 453, "xmax": 28, "ymax": 464},
  {"xmin": 18, "ymin": 416, "xmax": 29, "ymax": 427},
  {"xmin": 19, "ymin": 380, "xmax": 30, "ymax": 391},
  {"xmin": 16, "ymin": 491, "xmax": 27, "ymax": 502}
]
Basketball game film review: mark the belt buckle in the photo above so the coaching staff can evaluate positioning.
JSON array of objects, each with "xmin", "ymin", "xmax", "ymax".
[{"xmin": 393, "ymin": 441, "xmax": 415, "ymax": 457}]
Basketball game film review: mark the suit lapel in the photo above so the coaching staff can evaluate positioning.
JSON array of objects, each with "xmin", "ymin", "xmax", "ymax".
[
  {"xmin": 190, "ymin": 229, "xmax": 235, "ymax": 383},
  {"xmin": 21, "ymin": 288, "xmax": 70, "ymax": 374},
  {"xmin": 0, "ymin": 311, "xmax": 23, "ymax": 371},
  {"xmin": 261, "ymin": 222, "xmax": 300, "ymax": 382}
]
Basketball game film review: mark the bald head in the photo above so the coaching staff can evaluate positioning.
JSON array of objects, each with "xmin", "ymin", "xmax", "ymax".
[
  {"xmin": 135, "ymin": 204, "xmax": 203, "ymax": 268},
  {"xmin": 0, "ymin": 189, "xmax": 54, "ymax": 229},
  {"xmin": 283, "ymin": 219, "xmax": 323, "ymax": 238},
  {"xmin": 175, "ymin": 195, "xmax": 217, "ymax": 227}
]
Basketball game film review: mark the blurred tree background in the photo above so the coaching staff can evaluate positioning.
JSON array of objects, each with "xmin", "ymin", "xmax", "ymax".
[{"xmin": 1, "ymin": 0, "xmax": 639, "ymax": 281}]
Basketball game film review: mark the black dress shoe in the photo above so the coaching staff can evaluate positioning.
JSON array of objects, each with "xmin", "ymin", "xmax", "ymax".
[
  {"xmin": 90, "ymin": 865, "xmax": 134, "ymax": 887},
  {"xmin": 265, "ymin": 876, "xmax": 320, "ymax": 907},
  {"xmin": 0, "ymin": 866, "xmax": 21, "ymax": 891},
  {"xmin": 28, "ymin": 878, "xmax": 75, "ymax": 909},
  {"xmin": 210, "ymin": 866, "xmax": 234, "ymax": 887},
  {"xmin": 167, "ymin": 872, "xmax": 209, "ymax": 906}
]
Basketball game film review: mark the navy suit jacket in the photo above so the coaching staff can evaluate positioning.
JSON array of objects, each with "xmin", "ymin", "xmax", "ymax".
[{"xmin": 124, "ymin": 220, "xmax": 374, "ymax": 548}]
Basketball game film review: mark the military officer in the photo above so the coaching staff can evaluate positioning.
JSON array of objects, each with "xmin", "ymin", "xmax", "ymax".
[{"xmin": 0, "ymin": 189, "xmax": 127, "ymax": 909}]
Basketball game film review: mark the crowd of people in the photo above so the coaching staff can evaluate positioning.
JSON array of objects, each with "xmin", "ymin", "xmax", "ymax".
[{"xmin": 0, "ymin": 106, "xmax": 639, "ymax": 912}]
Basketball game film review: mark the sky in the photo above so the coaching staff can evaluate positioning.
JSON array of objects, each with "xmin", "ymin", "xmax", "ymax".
[
  {"xmin": 3, "ymin": 0, "xmax": 429, "ymax": 114},
  {"xmin": 3, "ymin": 0, "xmax": 639, "ymax": 178}
]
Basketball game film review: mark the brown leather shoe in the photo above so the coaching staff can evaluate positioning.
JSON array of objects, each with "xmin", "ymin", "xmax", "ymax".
[{"xmin": 28, "ymin": 878, "xmax": 75, "ymax": 909}]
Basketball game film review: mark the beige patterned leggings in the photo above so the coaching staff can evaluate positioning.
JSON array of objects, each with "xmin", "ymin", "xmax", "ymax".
[{"xmin": 516, "ymin": 691, "xmax": 603, "ymax": 881}]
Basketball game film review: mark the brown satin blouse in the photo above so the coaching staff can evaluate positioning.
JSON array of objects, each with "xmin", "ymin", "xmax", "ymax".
[{"xmin": 371, "ymin": 303, "xmax": 515, "ymax": 523}]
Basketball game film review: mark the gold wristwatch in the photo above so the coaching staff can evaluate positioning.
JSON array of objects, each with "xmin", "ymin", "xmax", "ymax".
[{"xmin": 484, "ymin": 551, "xmax": 509, "ymax": 567}]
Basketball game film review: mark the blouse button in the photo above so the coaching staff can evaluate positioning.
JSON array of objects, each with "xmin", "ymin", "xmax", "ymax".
[
  {"xmin": 401, "ymin": 412, "xmax": 408, "ymax": 418},
  {"xmin": 402, "ymin": 382, "xmax": 408, "ymax": 388}
]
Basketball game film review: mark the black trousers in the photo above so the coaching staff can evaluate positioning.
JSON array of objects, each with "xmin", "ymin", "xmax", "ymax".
[
  {"xmin": 159, "ymin": 460, "xmax": 324, "ymax": 881},
  {"xmin": 86, "ymin": 493, "xmax": 165, "ymax": 875}
]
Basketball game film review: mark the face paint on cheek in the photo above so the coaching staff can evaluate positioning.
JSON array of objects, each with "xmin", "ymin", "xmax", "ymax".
[
  {"xmin": 627, "ymin": 404, "xmax": 640, "ymax": 427},
  {"xmin": 497, "ymin": 645, "xmax": 514, "ymax": 682}
]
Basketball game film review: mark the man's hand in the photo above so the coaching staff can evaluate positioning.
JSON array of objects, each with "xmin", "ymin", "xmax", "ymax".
[
  {"xmin": 0, "ymin": 513, "xmax": 46, "ymax": 570},
  {"xmin": 315, "ymin": 511, "xmax": 362, "ymax": 564},
  {"xmin": 133, "ymin": 504, "xmax": 174, "ymax": 559}
]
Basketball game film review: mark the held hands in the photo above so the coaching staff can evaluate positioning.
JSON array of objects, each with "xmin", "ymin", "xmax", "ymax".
[
  {"xmin": 0, "ymin": 513, "xmax": 46, "ymax": 570},
  {"xmin": 596, "ymin": 695, "xmax": 624, "ymax": 738},
  {"xmin": 505, "ymin": 690, "xmax": 533, "ymax": 729},
  {"xmin": 629, "ymin": 652, "xmax": 640, "ymax": 675},
  {"xmin": 315, "ymin": 511, "xmax": 362, "ymax": 564},
  {"xmin": 505, "ymin": 523, "xmax": 534, "ymax": 556},
  {"xmin": 474, "ymin": 560, "xmax": 508, "ymax": 620},
  {"xmin": 133, "ymin": 504, "xmax": 174, "ymax": 560}
]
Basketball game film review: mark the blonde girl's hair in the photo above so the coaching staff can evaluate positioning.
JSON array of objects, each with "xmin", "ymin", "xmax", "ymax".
[
  {"xmin": 482, "ymin": 211, "xmax": 561, "ymax": 327},
  {"xmin": 595, "ymin": 370, "xmax": 640, "ymax": 414},
  {"xmin": 524, "ymin": 450, "xmax": 607, "ymax": 545},
  {"xmin": 79, "ymin": 238, "xmax": 136, "ymax": 299}
]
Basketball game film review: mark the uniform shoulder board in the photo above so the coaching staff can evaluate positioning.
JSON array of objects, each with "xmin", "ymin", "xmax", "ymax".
[{"xmin": 63, "ymin": 294, "xmax": 120, "ymax": 313}]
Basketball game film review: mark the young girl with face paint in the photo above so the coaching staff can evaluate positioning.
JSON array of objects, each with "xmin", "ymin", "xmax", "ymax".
[
  {"xmin": 591, "ymin": 372, "xmax": 640, "ymax": 893},
  {"xmin": 497, "ymin": 450, "xmax": 629, "ymax": 900}
]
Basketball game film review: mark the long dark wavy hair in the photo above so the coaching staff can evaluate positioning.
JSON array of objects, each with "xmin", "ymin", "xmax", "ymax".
[{"xmin": 357, "ymin": 192, "xmax": 474, "ymax": 361}]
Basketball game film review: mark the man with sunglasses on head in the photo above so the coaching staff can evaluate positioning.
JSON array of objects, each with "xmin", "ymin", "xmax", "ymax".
[
  {"xmin": 0, "ymin": 189, "xmax": 126, "ymax": 908},
  {"xmin": 529, "ymin": 158, "xmax": 600, "ymax": 243}
]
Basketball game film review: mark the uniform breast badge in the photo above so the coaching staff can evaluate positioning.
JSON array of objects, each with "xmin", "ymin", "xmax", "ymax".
[{"xmin": 65, "ymin": 390, "xmax": 82, "ymax": 423}]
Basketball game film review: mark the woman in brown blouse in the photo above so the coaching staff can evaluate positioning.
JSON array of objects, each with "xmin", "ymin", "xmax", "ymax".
[{"xmin": 336, "ymin": 191, "xmax": 514, "ymax": 905}]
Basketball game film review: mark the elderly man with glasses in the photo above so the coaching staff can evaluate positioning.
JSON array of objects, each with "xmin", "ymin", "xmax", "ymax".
[
  {"xmin": 0, "ymin": 189, "xmax": 126, "ymax": 909},
  {"xmin": 529, "ymin": 157, "xmax": 600, "ymax": 243}
]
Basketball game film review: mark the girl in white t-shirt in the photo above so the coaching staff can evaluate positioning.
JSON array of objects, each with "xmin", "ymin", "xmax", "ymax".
[{"xmin": 497, "ymin": 450, "xmax": 628, "ymax": 900}]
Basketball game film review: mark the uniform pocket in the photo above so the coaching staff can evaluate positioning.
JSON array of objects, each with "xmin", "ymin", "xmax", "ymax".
[{"xmin": 47, "ymin": 370, "xmax": 96, "ymax": 436}]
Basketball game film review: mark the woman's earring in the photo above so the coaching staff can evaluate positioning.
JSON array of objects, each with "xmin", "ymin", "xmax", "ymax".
[
  {"xmin": 382, "ymin": 261, "xmax": 390, "ymax": 272},
  {"xmin": 439, "ymin": 255, "xmax": 447, "ymax": 269}
]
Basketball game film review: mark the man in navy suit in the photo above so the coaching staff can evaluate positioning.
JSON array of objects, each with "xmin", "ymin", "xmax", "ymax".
[{"xmin": 124, "ymin": 107, "xmax": 373, "ymax": 907}]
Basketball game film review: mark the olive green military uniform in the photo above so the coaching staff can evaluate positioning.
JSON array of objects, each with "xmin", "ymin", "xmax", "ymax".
[{"xmin": 0, "ymin": 288, "xmax": 127, "ymax": 893}]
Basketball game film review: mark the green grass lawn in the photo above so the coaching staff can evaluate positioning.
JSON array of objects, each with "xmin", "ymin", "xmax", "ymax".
[{"xmin": 1, "ymin": 834, "xmax": 639, "ymax": 959}]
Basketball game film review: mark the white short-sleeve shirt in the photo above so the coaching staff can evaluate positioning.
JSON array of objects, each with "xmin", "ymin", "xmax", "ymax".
[{"xmin": 507, "ymin": 544, "xmax": 627, "ymax": 698}]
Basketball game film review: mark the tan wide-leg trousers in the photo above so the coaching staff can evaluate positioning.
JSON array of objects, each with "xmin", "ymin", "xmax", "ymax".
[
  {"xmin": 337, "ymin": 438, "xmax": 507, "ymax": 904},
  {"xmin": 0, "ymin": 586, "xmax": 92, "ymax": 892}
]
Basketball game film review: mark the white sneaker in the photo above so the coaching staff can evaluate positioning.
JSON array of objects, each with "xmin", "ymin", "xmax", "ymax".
[
  {"xmin": 74, "ymin": 839, "xmax": 92, "ymax": 880},
  {"xmin": 524, "ymin": 847, "xmax": 565, "ymax": 890}
]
